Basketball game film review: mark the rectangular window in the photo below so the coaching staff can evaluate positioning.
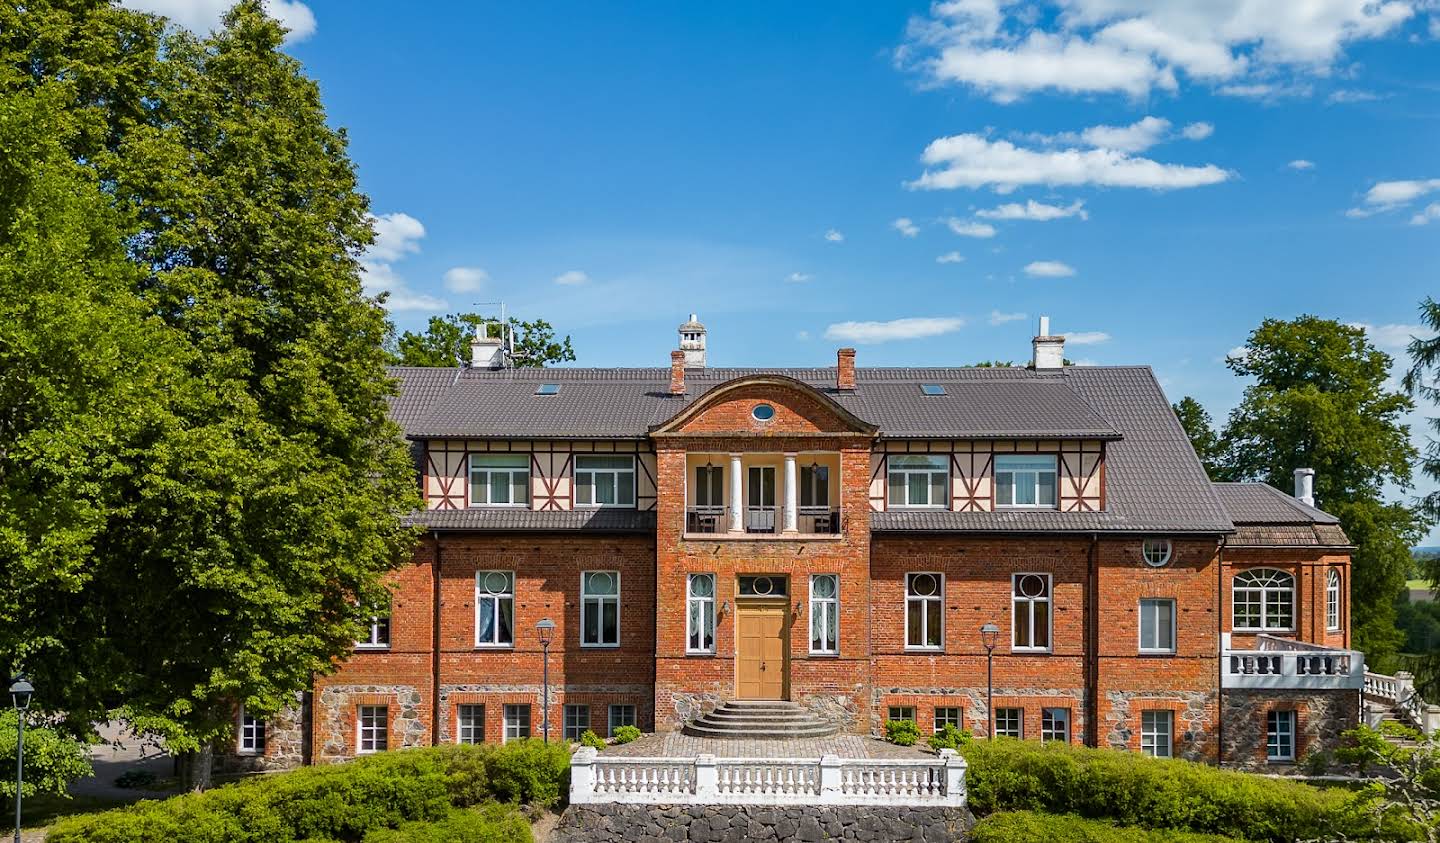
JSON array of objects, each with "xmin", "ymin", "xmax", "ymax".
[
  {"xmin": 469, "ymin": 454, "xmax": 529, "ymax": 506},
  {"xmin": 1012, "ymin": 573, "xmax": 1052, "ymax": 652},
  {"xmin": 503, "ymin": 704, "xmax": 530, "ymax": 743},
  {"xmin": 357, "ymin": 705, "xmax": 388, "ymax": 754},
  {"xmin": 357, "ymin": 615, "xmax": 390, "ymax": 649},
  {"xmin": 905, "ymin": 573, "xmax": 944, "ymax": 650},
  {"xmin": 564, "ymin": 704, "xmax": 589, "ymax": 742},
  {"xmin": 686, "ymin": 574, "xmax": 716, "ymax": 654},
  {"xmin": 994, "ymin": 708, "xmax": 1023, "ymax": 739},
  {"xmin": 581, "ymin": 571, "xmax": 621, "ymax": 647},
  {"xmin": 810, "ymin": 574, "xmax": 839, "ymax": 655},
  {"xmin": 934, "ymin": 707, "xmax": 963, "ymax": 733},
  {"xmin": 887, "ymin": 455, "xmax": 948, "ymax": 508},
  {"xmin": 1139, "ymin": 598, "xmax": 1176, "ymax": 653},
  {"xmin": 1267, "ymin": 710, "xmax": 1296, "ymax": 762},
  {"xmin": 694, "ymin": 465, "xmax": 724, "ymax": 508},
  {"xmin": 994, "ymin": 455, "xmax": 1058, "ymax": 508},
  {"xmin": 1041, "ymin": 708, "xmax": 1070, "ymax": 743},
  {"xmin": 456, "ymin": 704, "xmax": 485, "ymax": 745},
  {"xmin": 475, "ymin": 571, "xmax": 515, "ymax": 647},
  {"xmin": 887, "ymin": 706, "xmax": 916, "ymax": 724},
  {"xmin": 800, "ymin": 464, "xmax": 830, "ymax": 508},
  {"xmin": 1140, "ymin": 710, "xmax": 1173, "ymax": 758},
  {"xmin": 608, "ymin": 704, "xmax": 636, "ymax": 734},
  {"xmin": 238, "ymin": 709, "xmax": 266, "ymax": 755},
  {"xmin": 575, "ymin": 456, "xmax": 636, "ymax": 507}
]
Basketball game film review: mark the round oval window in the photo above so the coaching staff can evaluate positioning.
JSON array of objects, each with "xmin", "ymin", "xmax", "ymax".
[{"xmin": 752, "ymin": 403, "xmax": 775, "ymax": 421}]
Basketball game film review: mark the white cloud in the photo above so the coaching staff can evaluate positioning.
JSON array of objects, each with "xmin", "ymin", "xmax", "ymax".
[
  {"xmin": 900, "ymin": 0, "xmax": 1414, "ymax": 102},
  {"xmin": 553, "ymin": 270, "xmax": 590, "ymax": 285},
  {"xmin": 358, "ymin": 212, "xmax": 445, "ymax": 312},
  {"xmin": 367, "ymin": 212, "xmax": 425, "ymax": 262},
  {"xmin": 989, "ymin": 309, "xmax": 1027, "ymax": 325},
  {"xmin": 1226, "ymin": 345, "xmax": 1251, "ymax": 362},
  {"xmin": 786, "ymin": 272, "xmax": 814, "ymax": 283},
  {"xmin": 1024, "ymin": 115, "xmax": 1213, "ymax": 152},
  {"xmin": 825, "ymin": 229, "xmax": 845, "ymax": 242},
  {"xmin": 796, "ymin": 330, "xmax": 811, "ymax": 341},
  {"xmin": 945, "ymin": 218, "xmax": 998, "ymax": 238},
  {"xmin": 909, "ymin": 134, "xmax": 1231, "ymax": 193},
  {"xmin": 936, "ymin": 251, "xmax": 966, "ymax": 263},
  {"xmin": 1327, "ymin": 89, "xmax": 1383, "ymax": 103},
  {"xmin": 1349, "ymin": 321, "xmax": 1427, "ymax": 349},
  {"xmin": 1288, "ymin": 159, "xmax": 1316, "ymax": 170},
  {"xmin": 442, "ymin": 266, "xmax": 488, "ymax": 294},
  {"xmin": 1024, "ymin": 260, "xmax": 1076, "ymax": 277},
  {"xmin": 122, "ymin": 0, "xmax": 316, "ymax": 42},
  {"xmin": 823, "ymin": 316, "xmax": 966, "ymax": 344},
  {"xmin": 975, "ymin": 199, "xmax": 1088, "ymax": 221},
  {"xmin": 1412, "ymin": 202, "xmax": 1440, "ymax": 225},
  {"xmin": 1180, "ymin": 121, "xmax": 1215, "ymax": 140},
  {"xmin": 1065, "ymin": 330, "xmax": 1111, "ymax": 344},
  {"xmin": 892, "ymin": 217, "xmax": 921, "ymax": 237},
  {"xmin": 1347, "ymin": 178, "xmax": 1440, "ymax": 217}
]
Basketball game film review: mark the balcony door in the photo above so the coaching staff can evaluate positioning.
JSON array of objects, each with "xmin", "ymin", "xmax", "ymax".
[{"xmin": 746, "ymin": 465, "xmax": 776, "ymax": 533}]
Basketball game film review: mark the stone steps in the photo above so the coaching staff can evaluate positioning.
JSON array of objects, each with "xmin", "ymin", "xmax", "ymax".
[{"xmin": 682, "ymin": 700, "xmax": 839, "ymax": 739}]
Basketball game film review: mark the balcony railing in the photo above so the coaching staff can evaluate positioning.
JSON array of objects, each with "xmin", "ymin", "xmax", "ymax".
[
  {"xmin": 1221, "ymin": 634, "xmax": 1364, "ymax": 690},
  {"xmin": 684, "ymin": 506, "xmax": 842, "ymax": 536}
]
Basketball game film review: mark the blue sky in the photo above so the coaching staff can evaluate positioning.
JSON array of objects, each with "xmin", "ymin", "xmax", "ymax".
[{"xmin": 131, "ymin": 1, "xmax": 1437, "ymax": 535}]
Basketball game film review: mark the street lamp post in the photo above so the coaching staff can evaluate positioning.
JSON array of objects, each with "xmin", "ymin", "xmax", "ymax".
[
  {"xmin": 10, "ymin": 675, "xmax": 33, "ymax": 843},
  {"xmin": 536, "ymin": 619, "xmax": 555, "ymax": 742},
  {"xmin": 979, "ymin": 624, "xmax": 999, "ymax": 740}
]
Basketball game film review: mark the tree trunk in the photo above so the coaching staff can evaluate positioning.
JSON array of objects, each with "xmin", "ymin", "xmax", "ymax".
[{"xmin": 187, "ymin": 743, "xmax": 214, "ymax": 792}]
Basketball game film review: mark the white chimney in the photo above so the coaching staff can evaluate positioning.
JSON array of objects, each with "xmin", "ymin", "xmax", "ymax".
[
  {"xmin": 471, "ymin": 326, "xmax": 505, "ymax": 369},
  {"xmin": 1293, "ymin": 468, "xmax": 1315, "ymax": 508},
  {"xmin": 1031, "ymin": 315, "xmax": 1065, "ymax": 370},
  {"xmin": 678, "ymin": 313, "xmax": 707, "ymax": 368}
]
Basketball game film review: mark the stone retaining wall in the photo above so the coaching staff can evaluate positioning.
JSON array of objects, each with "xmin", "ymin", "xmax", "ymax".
[{"xmin": 555, "ymin": 804, "xmax": 974, "ymax": 842}]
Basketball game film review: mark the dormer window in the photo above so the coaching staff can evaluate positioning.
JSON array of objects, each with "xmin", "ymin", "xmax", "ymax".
[{"xmin": 995, "ymin": 455, "xmax": 1057, "ymax": 508}]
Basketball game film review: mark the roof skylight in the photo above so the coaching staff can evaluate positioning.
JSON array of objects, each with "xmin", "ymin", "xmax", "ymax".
[
  {"xmin": 535, "ymin": 383, "xmax": 561, "ymax": 395},
  {"xmin": 919, "ymin": 384, "xmax": 946, "ymax": 396}
]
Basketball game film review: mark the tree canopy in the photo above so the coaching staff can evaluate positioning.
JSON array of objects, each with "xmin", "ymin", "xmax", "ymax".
[
  {"xmin": 1405, "ymin": 296, "xmax": 1440, "ymax": 526},
  {"xmin": 390, "ymin": 313, "xmax": 576, "ymax": 368},
  {"xmin": 1172, "ymin": 396, "xmax": 1224, "ymax": 478}
]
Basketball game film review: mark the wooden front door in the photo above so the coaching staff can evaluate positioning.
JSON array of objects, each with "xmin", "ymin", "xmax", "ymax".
[{"xmin": 736, "ymin": 605, "xmax": 788, "ymax": 700}]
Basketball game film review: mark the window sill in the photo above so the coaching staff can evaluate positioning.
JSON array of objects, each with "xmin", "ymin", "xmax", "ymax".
[
  {"xmin": 354, "ymin": 645, "xmax": 391, "ymax": 652},
  {"xmin": 581, "ymin": 643, "xmax": 621, "ymax": 649},
  {"xmin": 467, "ymin": 504, "xmax": 530, "ymax": 509},
  {"xmin": 683, "ymin": 532, "xmax": 844, "ymax": 542},
  {"xmin": 808, "ymin": 651, "xmax": 840, "ymax": 658},
  {"xmin": 684, "ymin": 651, "xmax": 715, "ymax": 657},
  {"xmin": 1011, "ymin": 648, "xmax": 1053, "ymax": 655},
  {"xmin": 1139, "ymin": 650, "xmax": 1177, "ymax": 656},
  {"xmin": 1232, "ymin": 628, "xmax": 1295, "ymax": 634},
  {"xmin": 904, "ymin": 647, "xmax": 945, "ymax": 654},
  {"xmin": 474, "ymin": 644, "xmax": 515, "ymax": 651}
]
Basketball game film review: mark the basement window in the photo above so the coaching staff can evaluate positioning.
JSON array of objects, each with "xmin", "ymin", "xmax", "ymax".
[
  {"xmin": 919, "ymin": 383, "xmax": 946, "ymax": 395},
  {"xmin": 535, "ymin": 383, "xmax": 560, "ymax": 395}
]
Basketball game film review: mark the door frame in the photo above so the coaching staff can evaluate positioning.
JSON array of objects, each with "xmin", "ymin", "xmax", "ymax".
[{"xmin": 733, "ymin": 596, "xmax": 791, "ymax": 700}]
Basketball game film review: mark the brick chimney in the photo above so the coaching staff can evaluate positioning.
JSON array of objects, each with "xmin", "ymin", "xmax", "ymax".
[
  {"xmin": 837, "ymin": 348, "xmax": 856, "ymax": 391},
  {"xmin": 669, "ymin": 350, "xmax": 686, "ymax": 395}
]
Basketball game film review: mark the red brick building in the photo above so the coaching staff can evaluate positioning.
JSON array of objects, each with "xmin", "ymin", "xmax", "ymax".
[{"xmin": 229, "ymin": 316, "xmax": 1361, "ymax": 771}]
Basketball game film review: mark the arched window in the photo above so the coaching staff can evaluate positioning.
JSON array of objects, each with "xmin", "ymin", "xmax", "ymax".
[
  {"xmin": 1326, "ymin": 568, "xmax": 1342, "ymax": 631},
  {"xmin": 1232, "ymin": 568, "xmax": 1295, "ymax": 631}
]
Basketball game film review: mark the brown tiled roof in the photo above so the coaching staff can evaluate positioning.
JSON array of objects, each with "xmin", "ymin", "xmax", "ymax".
[
  {"xmin": 1212, "ymin": 482, "xmax": 1349, "ymax": 547},
  {"xmin": 405, "ymin": 508, "xmax": 658, "ymax": 533}
]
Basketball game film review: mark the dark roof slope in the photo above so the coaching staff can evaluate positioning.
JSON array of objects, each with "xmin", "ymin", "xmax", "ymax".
[{"xmin": 1212, "ymin": 482, "xmax": 1349, "ymax": 548}]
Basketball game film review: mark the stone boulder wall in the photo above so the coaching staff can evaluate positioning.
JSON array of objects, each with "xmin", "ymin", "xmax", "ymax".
[{"xmin": 555, "ymin": 804, "xmax": 975, "ymax": 842}]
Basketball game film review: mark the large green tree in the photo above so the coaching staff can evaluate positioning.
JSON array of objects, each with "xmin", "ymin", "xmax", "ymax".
[
  {"xmin": 1172, "ymin": 396, "xmax": 1223, "ymax": 478},
  {"xmin": 1405, "ymin": 296, "xmax": 1440, "ymax": 526},
  {"xmin": 1219, "ymin": 316, "xmax": 1428, "ymax": 661},
  {"xmin": 390, "ymin": 313, "xmax": 576, "ymax": 368},
  {"xmin": 1, "ymin": 0, "xmax": 418, "ymax": 787}
]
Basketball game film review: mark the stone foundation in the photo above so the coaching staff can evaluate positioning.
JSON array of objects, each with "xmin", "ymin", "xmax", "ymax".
[
  {"xmin": 1220, "ymin": 689, "xmax": 1359, "ymax": 770},
  {"xmin": 555, "ymin": 804, "xmax": 974, "ymax": 842},
  {"xmin": 1104, "ymin": 689, "xmax": 1215, "ymax": 761},
  {"xmin": 318, "ymin": 684, "xmax": 426, "ymax": 762}
]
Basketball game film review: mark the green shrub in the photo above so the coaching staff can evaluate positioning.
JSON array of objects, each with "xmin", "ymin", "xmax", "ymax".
[
  {"xmin": 928, "ymin": 723, "xmax": 973, "ymax": 751},
  {"xmin": 884, "ymin": 719, "xmax": 921, "ymax": 746},
  {"xmin": 579, "ymin": 729, "xmax": 607, "ymax": 750},
  {"xmin": 972, "ymin": 811, "xmax": 1236, "ymax": 842},
  {"xmin": 484, "ymin": 739, "xmax": 571, "ymax": 807},
  {"xmin": 612, "ymin": 725, "xmax": 641, "ymax": 744},
  {"xmin": 960, "ymin": 739, "xmax": 1390, "ymax": 843},
  {"xmin": 361, "ymin": 804, "xmax": 530, "ymax": 843}
]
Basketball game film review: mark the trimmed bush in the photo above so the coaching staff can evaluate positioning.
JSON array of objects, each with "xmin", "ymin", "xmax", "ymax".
[
  {"xmin": 579, "ymin": 729, "xmax": 606, "ymax": 750},
  {"xmin": 884, "ymin": 719, "xmax": 921, "ymax": 746},
  {"xmin": 928, "ymin": 723, "xmax": 972, "ymax": 751},
  {"xmin": 611, "ymin": 725, "xmax": 641, "ymax": 745},
  {"xmin": 484, "ymin": 739, "xmax": 571, "ymax": 807},
  {"xmin": 972, "ymin": 811, "xmax": 1236, "ymax": 842},
  {"xmin": 960, "ymin": 740, "xmax": 1393, "ymax": 843},
  {"xmin": 360, "ymin": 805, "xmax": 530, "ymax": 843}
]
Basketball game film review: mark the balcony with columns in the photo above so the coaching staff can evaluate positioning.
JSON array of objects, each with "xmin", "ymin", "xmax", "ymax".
[{"xmin": 682, "ymin": 451, "xmax": 842, "ymax": 538}]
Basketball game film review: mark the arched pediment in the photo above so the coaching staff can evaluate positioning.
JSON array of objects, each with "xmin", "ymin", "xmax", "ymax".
[{"xmin": 649, "ymin": 375, "xmax": 878, "ymax": 438}]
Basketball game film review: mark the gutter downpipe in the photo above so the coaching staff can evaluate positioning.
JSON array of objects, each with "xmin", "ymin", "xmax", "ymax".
[
  {"xmin": 431, "ymin": 531, "xmax": 443, "ymax": 747},
  {"xmin": 1086, "ymin": 533, "xmax": 1099, "ymax": 748},
  {"xmin": 1216, "ymin": 534, "xmax": 1226, "ymax": 766}
]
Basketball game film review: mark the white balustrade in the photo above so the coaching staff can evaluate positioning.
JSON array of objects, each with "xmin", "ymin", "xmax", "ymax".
[
  {"xmin": 569, "ymin": 747, "xmax": 967, "ymax": 807},
  {"xmin": 1221, "ymin": 633, "xmax": 1364, "ymax": 690}
]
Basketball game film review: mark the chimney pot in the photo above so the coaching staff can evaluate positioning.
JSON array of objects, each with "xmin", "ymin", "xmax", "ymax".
[
  {"xmin": 837, "ymin": 348, "xmax": 857, "ymax": 391},
  {"xmin": 669, "ymin": 350, "xmax": 686, "ymax": 395},
  {"xmin": 1293, "ymin": 467, "xmax": 1316, "ymax": 508},
  {"xmin": 1031, "ymin": 314, "xmax": 1064, "ymax": 370}
]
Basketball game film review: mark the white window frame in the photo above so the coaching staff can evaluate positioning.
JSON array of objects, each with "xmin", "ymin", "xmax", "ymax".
[
  {"xmin": 574, "ymin": 455, "xmax": 637, "ymax": 508},
  {"xmin": 1041, "ymin": 708, "xmax": 1070, "ymax": 742},
  {"xmin": 1139, "ymin": 598, "xmax": 1177, "ymax": 654},
  {"xmin": 468, "ymin": 453, "xmax": 530, "ymax": 507},
  {"xmin": 474, "ymin": 571, "xmax": 515, "ymax": 648},
  {"xmin": 1142, "ymin": 539, "xmax": 1173, "ymax": 567},
  {"xmin": 809, "ymin": 574, "xmax": 839, "ymax": 655},
  {"xmin": 1232, "ymin": 568, "xmax": 1296, "ymax": 632},
  {"xmin": 1140, "ymin": 710, "xmax": 1173, "ymax": 758},
  {"xmin": 608, "ymin": 704, "xmax": 637, "ymax": 734},
  {"xmin": 564, "ymin": 704, "xmax": 589, "ymax": 742},
  {"xmin": 456, "ymin": 704, "xmax": 484, "ymax": 745},
  {"xmin": 357, "ymin": 705, "xmax": 388, "ymax": 755},
  {"xmin": 503, "ymin": 704, "xmax": 530, "ymax": 743},
  {"xmin": 1267, "ymin": 710, "xmax": 1296, "ymax": 762},
  {"xmin": 933, "ymin": 707, "xmax": 963, "ymax": 733},
  {"xmin": 887, "ymin": 706, "xmax": 916, "ymax": 724},
  {"xmin": 994, "ymin": 454, "xmax": 1058, "ymax": 509},
  {"xmin": 686, "ymin": 573, "xmax": 716, "ymax": 654},
  {"xmin": 581, "ymin": 570, "xmax": 621, "ymax": 648},
  {"xmin": 1326, "ymin": 568, "xmax": 1342, "ymax": 631},
  {"xmin": 356, "ymin": 614, "xmax": 390, "ymax": 650},
  {"xmin": 887, "ymin": 455, "xmax": 949, "ymax": 509},
  {"xmin": 905, "ymin": 572, "xmax": 945, "ymax": 651},
  {"xmin": 1011, "ymin": 573, "xmax": 1052, "ymax": 652},
  {"xmin": 237, "ymin": 707, "xmax": 266, "ymax": 756},
  {"xmin": 994, "ymin": 707, "xmax": 1023, "ymax": 739}
]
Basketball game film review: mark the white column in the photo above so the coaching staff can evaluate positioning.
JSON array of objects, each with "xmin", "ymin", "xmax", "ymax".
[
  {"xmin": 818, "ymin": 755, "xmax": 842, "ymax": 803},
  {"xmin": 728, "ymin": 453, "xmax": 744, "ymax": 533},
  {"xmin": 940, "ymin": 749, "xmax": 968, "ymax": 806},
  {"xmin": 694, "ymin": 754, "xmax": 718, "ymax": 800},
  {"xmin": 569, "ymin": 746, "xmax": 597, "ymax": 804},
  {"xmin": 783, "ymin": 453, "xmax": 799, "ymax": 533}
]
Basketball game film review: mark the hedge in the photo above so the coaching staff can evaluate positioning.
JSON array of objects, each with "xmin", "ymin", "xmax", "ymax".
[
  {"xmin": 972, "ymin": 811, "xmax": 1238, "ymax": 842},
  {"xmin": 960, "ymin": 739, "xmax": 1411, "ymax": 842},
  {"xmin": 46, "ymin": 741, "xmax": 568, "ymax": 843},
  {"xmin": 360, "ymin": 805, "xmax": 530, "ymax": 843}
]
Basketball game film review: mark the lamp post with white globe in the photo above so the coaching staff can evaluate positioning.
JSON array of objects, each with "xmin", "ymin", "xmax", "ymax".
[{"xmin": 9, "ymin": 675, "xmax": 34, "ymax": 843}]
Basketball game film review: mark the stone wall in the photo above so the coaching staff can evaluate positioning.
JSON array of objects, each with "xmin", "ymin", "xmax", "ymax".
[
  {"xmin": 555, "ymin": 804, "xmax": 974, "ymax": 842},
  {"xmin": 1221, "ymin": 688, "xmax": 1359, "ymax": 770}
]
